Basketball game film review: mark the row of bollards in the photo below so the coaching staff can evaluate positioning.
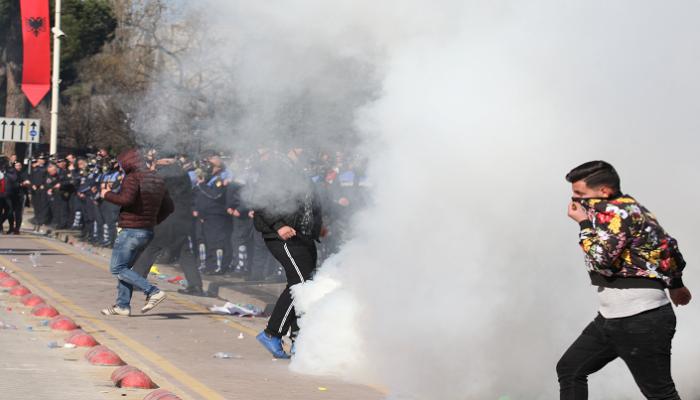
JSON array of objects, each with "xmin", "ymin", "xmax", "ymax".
[{"xmin": 1, "ymin": 274, "xmax": 183, "ymax": 399}]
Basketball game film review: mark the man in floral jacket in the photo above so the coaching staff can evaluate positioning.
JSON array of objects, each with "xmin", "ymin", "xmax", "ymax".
[{"xmin": 557, "ymin": 160, "xmax": 691, "ymax": 400}]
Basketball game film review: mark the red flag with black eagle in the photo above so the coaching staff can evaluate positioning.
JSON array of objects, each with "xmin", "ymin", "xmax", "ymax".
[{"xmin": 20, "ymin": 0, "xmax": 51, "ymax": 107}]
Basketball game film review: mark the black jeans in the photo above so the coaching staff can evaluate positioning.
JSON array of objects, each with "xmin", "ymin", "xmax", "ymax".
[
  {"xmin": 131, "ymin": 214, "xmax": 202, "ymax": 293},
  {"xmin": 557, "ymin": 304, "xmax": 680, "ymax": 400},
  {"xmin": 0, "ymin": 197, "xmax": 12, "ymax": 232},
  {"xmin": 264, "ymin": 237, "xmax": 317, "ymax": 338},
  {"xmin": 10, "ymin": 194, "xmax": 24, "ymax": 232}
]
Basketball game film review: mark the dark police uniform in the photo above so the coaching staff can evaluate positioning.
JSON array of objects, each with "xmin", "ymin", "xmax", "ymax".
[{"xmin": 193, "ymin": 168, "xmax": 232, "ymax": 274}]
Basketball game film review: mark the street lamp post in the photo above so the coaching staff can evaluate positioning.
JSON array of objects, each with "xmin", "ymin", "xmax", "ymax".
[{"xmin": 49, "ymin": 0, "xmax": 62, "ymax": 155}]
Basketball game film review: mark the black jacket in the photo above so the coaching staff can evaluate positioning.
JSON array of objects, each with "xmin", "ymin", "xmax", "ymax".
[
  {"xmin": 254, "ymin": 196, "xmax": 323, "ymax": 241},
  {"xmin": 157, "ymin": 162, "xmax": 193, "ymax": 219},
  {"xmin": 252, "ymin": 155, "xmax": 323, "ymax": 241}
]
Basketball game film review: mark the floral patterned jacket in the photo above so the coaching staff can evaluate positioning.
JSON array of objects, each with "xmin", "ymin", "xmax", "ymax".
[{"xmin": 577, "ymin": 194, "xmax": 686, "ymax": 289}]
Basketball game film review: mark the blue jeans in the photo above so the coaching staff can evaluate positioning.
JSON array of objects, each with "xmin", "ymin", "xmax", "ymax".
[{"xmin": 109, "ymin": 228, "xmax": 158, "ymax": 309}]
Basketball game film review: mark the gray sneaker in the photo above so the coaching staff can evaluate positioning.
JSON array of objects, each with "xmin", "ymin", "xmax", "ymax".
[
  {"xmin": 141, "ymin": 290, "xmax": 166, "ymax": 313},
  {"xmin": 101, "ymin": 305, "xmax": 131, "ymax": 316}
]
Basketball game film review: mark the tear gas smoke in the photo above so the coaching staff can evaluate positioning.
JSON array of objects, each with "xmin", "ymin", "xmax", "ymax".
[{"xmin": 138, "ymin": 1, "xmax": 700, "ymax": 398}]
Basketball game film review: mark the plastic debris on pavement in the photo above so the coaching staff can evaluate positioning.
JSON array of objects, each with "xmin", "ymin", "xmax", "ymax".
[
  {"xmin": 29, "ymin": 252, "xmax": 41, "ymax": 267},
  {"xmin": 167, "ymin": 275, "xmax": 185, "ymax": 284},
  {"xmin": 47, "ymin": 341, "xmax": 61, "ymax": 349},
  {"xmin": 237, "ymin": 332, "xmax": 244, "ymax": 339},
  {"xmin": 63, "ymin": 343, "xmax": 77, "ymax": 349},
  {"xmin": 212, "ymin": 352, "xmax": 243, "ymax": 359},
  {"xmin": 0, "ymin": 321, "xmax": 17, "ymax": 330},
  {"xmin": 209, "ymin": 302, "xmax": 263, "ymax": 317},
  {"xmin": 318, "ymin": 387, "xmax": 328, "ymax": 392},
  {"xmin": 149, "ymin": 265, "xmax": 161, "ymax": 275}
]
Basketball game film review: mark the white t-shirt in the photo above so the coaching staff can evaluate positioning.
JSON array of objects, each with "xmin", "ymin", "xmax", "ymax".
[{"xmin": 597, "ymin": 286, "xmax": 670, "ymax": 318}]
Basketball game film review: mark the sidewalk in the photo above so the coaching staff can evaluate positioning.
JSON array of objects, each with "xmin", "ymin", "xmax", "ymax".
[{"xmin": 0, "ymin": 234, "xmax": 383, "ymax": 400}]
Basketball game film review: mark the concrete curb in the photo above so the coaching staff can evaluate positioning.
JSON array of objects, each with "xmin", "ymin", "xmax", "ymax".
[{"xmin": 48, "ymin": 229, "xmax": 280, "ymax": 311}]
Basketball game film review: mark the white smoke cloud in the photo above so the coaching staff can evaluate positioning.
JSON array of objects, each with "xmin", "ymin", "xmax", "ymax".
[
  {"xmin": 290, "ymin": 2, "xmax": 700, "ymax": 399},
  {"xmin": 140, "ymin": 1, "xmax": 700, "ymax": 398}
]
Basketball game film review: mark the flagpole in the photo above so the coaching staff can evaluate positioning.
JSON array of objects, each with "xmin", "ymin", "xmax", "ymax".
[{"xmin": 49, "ymin": 0, "xmax": 61, "ymax": 155}]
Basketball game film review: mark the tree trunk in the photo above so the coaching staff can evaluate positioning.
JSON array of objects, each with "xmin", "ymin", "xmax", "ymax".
[
  {"xmin": 0, "ymin": 62, "xmax": 6, "ymax": 115},
  {"xmin": 2, "ymin": 60, "xmax": 27, "ymax": 156},
  {"xmin": 1, "ymin": 0, "xmax": 26, "ymax": 157}
]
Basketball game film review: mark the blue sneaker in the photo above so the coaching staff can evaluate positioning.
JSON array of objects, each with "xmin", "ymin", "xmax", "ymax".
[{"xmin": 256, "ymin": 331, "xmax": 290, "ymax": 359}]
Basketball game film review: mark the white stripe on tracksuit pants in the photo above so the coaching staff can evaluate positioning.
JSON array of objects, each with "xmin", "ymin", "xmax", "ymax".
[{"xmin": 264, "ymin": 237, "xmax": 317, "ymax": 338}]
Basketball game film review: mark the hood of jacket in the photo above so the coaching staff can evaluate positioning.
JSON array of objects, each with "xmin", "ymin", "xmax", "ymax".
[{"xmin": 117, "ymin": 149, "xmax": 146, "ymax": 174}]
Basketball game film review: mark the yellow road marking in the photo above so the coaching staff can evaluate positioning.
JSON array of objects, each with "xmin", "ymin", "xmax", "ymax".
[
  {"xmin": 35, "ymin": 236, "xmax": 258, "ymax": 336},
  {"xmin": 0, "ymin": 254, "xmax": 226, "ymax": 400}
]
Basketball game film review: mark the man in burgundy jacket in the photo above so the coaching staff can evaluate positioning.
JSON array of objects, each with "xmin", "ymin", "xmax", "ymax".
[{"xmin": 100, "ymin": 148, "xmax": 174, "ymax": 316}]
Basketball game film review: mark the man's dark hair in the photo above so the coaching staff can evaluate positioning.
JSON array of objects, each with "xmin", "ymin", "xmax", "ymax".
[{"xmin": 566, "ymin": 161, "xmax": 621, "ymax": 192}]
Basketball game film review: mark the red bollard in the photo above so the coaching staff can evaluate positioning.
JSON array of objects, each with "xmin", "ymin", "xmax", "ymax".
[
  {"xmin": 49, "ymin": 315, "xmax": 79, "ymax": 331},
  {"xmin": 9, "ymin": 286, "xmax": 31, "ymax": 296},
  {"xmin": 0, "ymin": 277, "xmax": 20, "ymax": 287},
  {"xmin": 111, "ymin": 365, "xmax": 157, "ymax": 389},
  {"xmin": 21, "ymin": 294, "xmax": 45, "ymax": 306},
  {"xmin": 85, "ymin": 346, "xmax": 125, "ymax": 366},
  {"xmin": 65, "ymin": 330, "xmax": 98, "ymax": 347},
  {"xmin": 31, "ymin": 304, "xmax": 59, "ymax": 318},
  {"xmin": 143, "ymin": 389, "xmax": 181, "ymax": 400}
]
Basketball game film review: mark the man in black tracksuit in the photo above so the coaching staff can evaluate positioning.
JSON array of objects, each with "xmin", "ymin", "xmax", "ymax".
[{"xmin": 253, "ymin": 147, "xmax": 323, "ymax": 359}]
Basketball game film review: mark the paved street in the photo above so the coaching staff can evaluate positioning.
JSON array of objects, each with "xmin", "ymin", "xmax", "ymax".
[{"xmin": 0, "ymin": 233, "xmax": 384, "ymax": 400}]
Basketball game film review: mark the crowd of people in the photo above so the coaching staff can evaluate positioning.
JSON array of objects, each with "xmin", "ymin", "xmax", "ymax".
[{"xmin": 0, "ymin": 146, "xmax": 369, "ymax": 292}]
